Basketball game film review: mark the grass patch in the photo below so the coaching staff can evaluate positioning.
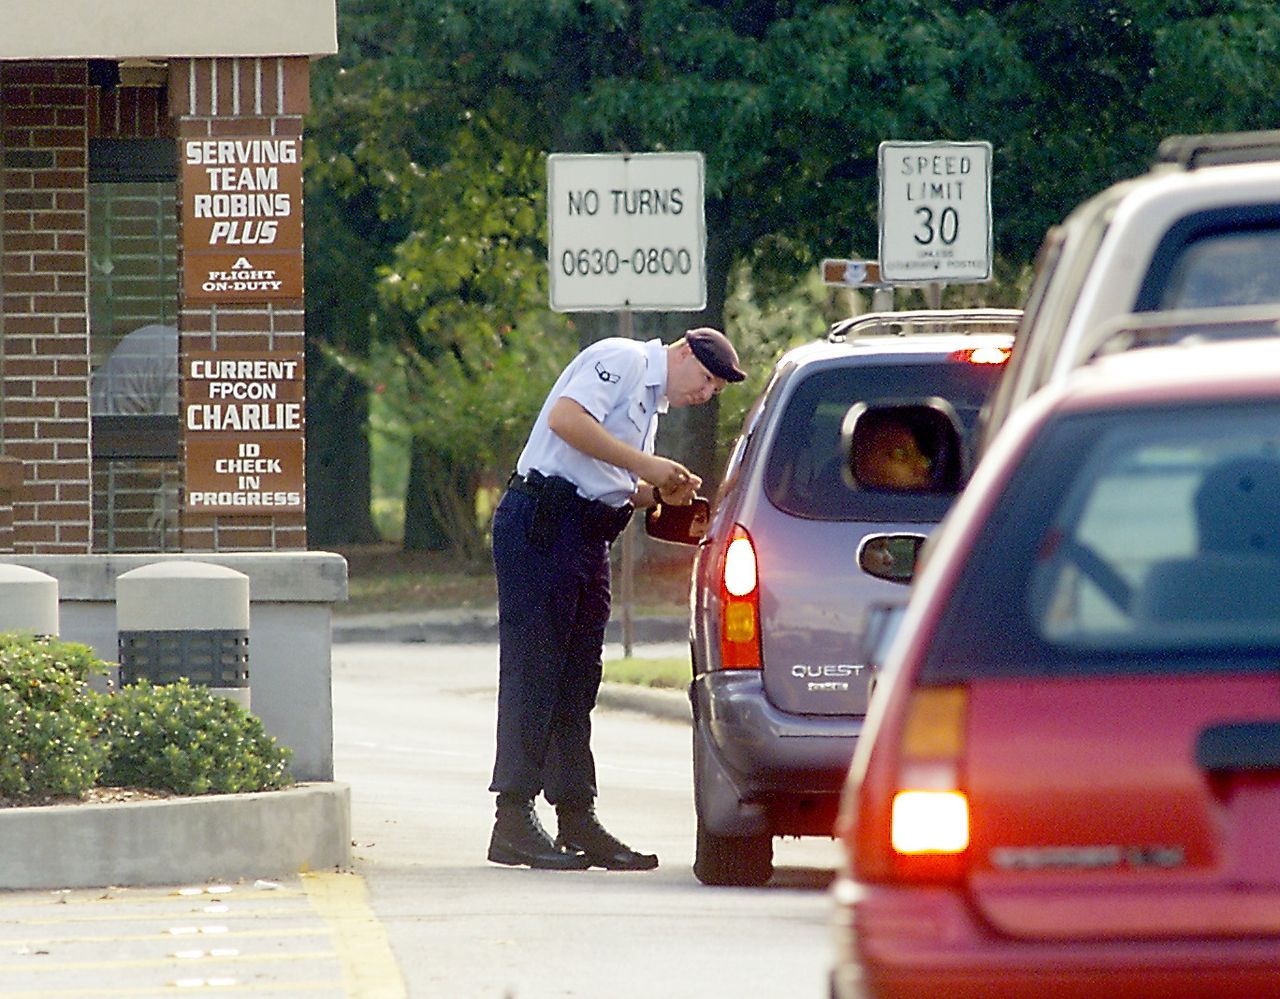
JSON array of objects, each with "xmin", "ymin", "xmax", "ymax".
[
  {"xmin": 346, "ymin": 569, "xmax": 498, "ymax": 611},
  {"xmin": 336, "ymin": 545, "xmax": 497, "ymax": 613},
  {"xmin": 602, "ymin": 656, "xmax": 690, "ymax": 690}
]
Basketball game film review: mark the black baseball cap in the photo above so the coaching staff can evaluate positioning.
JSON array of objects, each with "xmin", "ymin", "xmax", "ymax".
[{"xmin": 686, "ymin": 327, "xmax": 746, "ymax": 383}]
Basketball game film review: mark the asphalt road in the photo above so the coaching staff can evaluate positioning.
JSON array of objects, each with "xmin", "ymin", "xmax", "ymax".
[{"xmin": 335, "ymin": 640, "xmax": 843, "ymax": 999}]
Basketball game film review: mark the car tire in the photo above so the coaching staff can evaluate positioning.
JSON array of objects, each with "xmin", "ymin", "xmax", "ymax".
[
  {"xmin": 690, "ymin": 699, "xmax": 773, "ymax": 886},
  {"xmin": 693, "ymin": 818, "xmax": 773, "ymax": 886}
]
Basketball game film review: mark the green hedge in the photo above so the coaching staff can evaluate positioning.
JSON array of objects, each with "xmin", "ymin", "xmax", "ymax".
[
  {"xmin": 0, "ymin": 633, "xmax": 293, "ymax": 803},
  {"xmin": 99, "ymin": 679, "xmax": 292, "ymax": 794}
]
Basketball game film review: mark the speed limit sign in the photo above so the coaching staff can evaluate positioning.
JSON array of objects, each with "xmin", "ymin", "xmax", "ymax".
[{"xmin": 878, "ymin": 140, "xmax": 992, "ymax": 283}]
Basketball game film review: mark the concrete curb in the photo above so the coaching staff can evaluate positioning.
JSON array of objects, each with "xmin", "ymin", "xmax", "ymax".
[
  {"xmin": 0, "ymin": 781, "xmax": 352, "ymax": 890},
  {"xmin": 597, "ymin": 682, "xmax": 691, "ymax": 723}
]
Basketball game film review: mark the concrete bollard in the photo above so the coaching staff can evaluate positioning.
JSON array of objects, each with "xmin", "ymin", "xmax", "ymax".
[
  {"xmin": 115, "ymin": 561, "xmax": 251, "ymax": 710},
  {"xmin": 0, "ymin": 565, "xmax": 59, "ymax": 636}
]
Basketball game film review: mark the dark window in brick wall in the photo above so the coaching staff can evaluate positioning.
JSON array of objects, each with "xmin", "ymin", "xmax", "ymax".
[{"xmin": 88, "ymin": 138, "xmax": 181, "ymax": 552}]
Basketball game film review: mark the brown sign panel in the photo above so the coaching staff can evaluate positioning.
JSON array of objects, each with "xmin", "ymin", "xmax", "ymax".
[
  {"xmin": 185, "ymin": 436, "xmax": 304, "ymax": 514},
  {"xmin": 184, "ymin": 250, "xmax": 303, "ymax": 301},
  {"xmin": 185, "ymin": 353, "xmax": 305, "ymax": 408},
  {"xmin": 821, "ymin": 259, "xmax": 883, "ymax": 286},
  {"xmin": 182, "ymin": 137, "xmax": 304, "ymax": 302},
  {"xmin": 182, "ymin": 137, "xmax": 303, "ymax": 249},
  {"xmin": 183, "ymin": 352, "xmax": 305, "ymax": 514}
]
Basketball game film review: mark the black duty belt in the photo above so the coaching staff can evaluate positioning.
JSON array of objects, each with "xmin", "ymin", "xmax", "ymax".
[{"xmin": 507, "ymin": 471, "xmax": 634, "ymax": 545}]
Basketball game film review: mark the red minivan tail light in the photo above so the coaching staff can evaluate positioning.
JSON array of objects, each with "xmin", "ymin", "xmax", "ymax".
[
  {"xmin": 892, "ymin": 790, "xmax": 969, "ymax": 855},
  {"xmin": 854, "ymin": 685, "xmax": 970, "ymax": 882},
  {"xmin": 719, "ymin": 524, "xmax": 762, "ymax": 669},
  {"xmin": 893, "ymin": 686, "xmax": 969, "ymax": 856}
]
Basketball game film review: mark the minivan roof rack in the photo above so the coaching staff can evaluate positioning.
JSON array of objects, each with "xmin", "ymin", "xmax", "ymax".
[
  {"xmin": 827, "ymin": 308, "xmax": 1021, "ymax": 343},
  {"xmin": 1082, "ymin": 305, "xmax": 1280, "ymax": 364},
  {"xmin": 1155, "ymin": 130, "xmax": 1280, "ymax": 169}
]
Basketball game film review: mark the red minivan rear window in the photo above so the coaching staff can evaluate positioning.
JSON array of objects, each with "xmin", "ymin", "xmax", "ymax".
[{"xmin": 928, "ymin": 402, "xmax": 1280, "ymax": 680}]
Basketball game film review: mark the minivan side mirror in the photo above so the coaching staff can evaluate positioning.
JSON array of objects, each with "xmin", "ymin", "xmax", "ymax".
[
  {"xmin": 842, "ymin": 401, "xmax": 964, "ymax": 493},
  {"xmin": 858, "ymin": 532, "xmax": 929, "ymax": 584},
  {"xmin": 645, "ymin": 495, "xmax": 712, "ymax": 546}
]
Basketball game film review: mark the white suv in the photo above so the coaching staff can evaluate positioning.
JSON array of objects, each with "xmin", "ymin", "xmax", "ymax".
[{"xmin": 982, "ymin": 129, "xmax": 1280, "ymax": 450}]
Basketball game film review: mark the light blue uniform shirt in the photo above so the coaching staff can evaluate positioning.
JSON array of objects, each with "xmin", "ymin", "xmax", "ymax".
[{"xmin": 516, "ymin": 337, "xmax": 669, "ymax": 507}]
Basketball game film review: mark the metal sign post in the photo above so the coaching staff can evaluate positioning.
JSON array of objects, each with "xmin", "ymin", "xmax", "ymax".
[
  {"xmin": 821, "ymin": 258, "xmax": 895, "ymax": 312},
  {"xmin": 617, "ymin": 308, "xmax": 636, "ymax": 657}
]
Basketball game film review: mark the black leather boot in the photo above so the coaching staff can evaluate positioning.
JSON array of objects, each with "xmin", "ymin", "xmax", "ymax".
[
  {"xmin": 488, "ymin": 795, "xmax": 591, "ymax": 870},
  {"xmin": 555, "ymin": 801, "xmax": 659, "ymax": 871}
]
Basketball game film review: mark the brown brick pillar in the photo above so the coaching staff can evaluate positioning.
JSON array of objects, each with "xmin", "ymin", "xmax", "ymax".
[
  {"xmin": 0, "ymin": 456, "xmax": 22, "ymax": 551},
  {"xmin": 0, "ymin": 61, "xmax": 93, "ymax": 553},
  {"xmin": 170, "ymin": 57, "xmax": 310, "ymax": 552}
]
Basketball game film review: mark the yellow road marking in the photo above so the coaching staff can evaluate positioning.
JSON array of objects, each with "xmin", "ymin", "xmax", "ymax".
[{"xmin": 302, "ymin": 871, "xmax": 407, "ymax": 999}]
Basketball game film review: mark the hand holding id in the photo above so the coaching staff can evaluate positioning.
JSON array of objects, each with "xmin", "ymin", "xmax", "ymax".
[{"xmin": 647, "ymin": 457, "xmax": 701, "ymax": 505}]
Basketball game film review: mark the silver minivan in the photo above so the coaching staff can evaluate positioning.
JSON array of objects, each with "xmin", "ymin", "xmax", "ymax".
[{"xmin": 684, "ymin": 309, "xmax": 1017, "ymax": 885}]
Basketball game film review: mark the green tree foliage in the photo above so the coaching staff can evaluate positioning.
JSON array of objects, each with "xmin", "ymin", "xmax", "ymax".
[
  {"xmin": 325, "ymin": 109, "xmax": 576, "ymax": 556},
  {"xmin": 304, "ymin": 50, "xmax": 414, "ymax": 545},
  {"xmin": 982, "ymin": 0, "xmax": 1280, "ymax": 257},
  {"xmin": 308, "ymin": 0, "xmax": 1280, "ymax": 555},
  {"xmin": 307, "ymin": 7, "xmax": 586, "ymax": 552},
  {"xmin": 1143, "ymin": 0, "xmax": 1280, "ymax": 135},
  {"xmin": 574, "ymin": 2, "xmax": 1029, "ymax": 281}
]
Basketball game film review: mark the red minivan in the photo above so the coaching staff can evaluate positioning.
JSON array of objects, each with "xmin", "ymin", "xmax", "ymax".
[{"xmin": 832, "ymin": 330, "xmax": 1280, "ymax": 999}]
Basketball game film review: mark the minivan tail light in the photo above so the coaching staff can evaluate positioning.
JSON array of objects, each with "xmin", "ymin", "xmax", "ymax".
[
  {"xmin": 952, "ymin": 346, "xmax": 1011, "ymax": 365},
  {"xmin": 890, "ymin": 686, "xmax": 969, "ymax": 873},
  {"xmin": 723, "ymin": 536, "xmax": 757, "ymax": 595},
  {"xmin": 719, "ymin": 525, "xmax": 762, "ymax": 669}
]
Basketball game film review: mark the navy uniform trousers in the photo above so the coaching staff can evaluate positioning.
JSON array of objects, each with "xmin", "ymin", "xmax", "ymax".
[{"xmin": 489, "ymin": 486, "xmax": 613, "ymax": 805}]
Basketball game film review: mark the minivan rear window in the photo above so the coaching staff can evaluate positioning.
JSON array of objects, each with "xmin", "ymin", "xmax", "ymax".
[{"xmin": 763, "ymin": 360, "xmax": 1003, "ymax": 522}]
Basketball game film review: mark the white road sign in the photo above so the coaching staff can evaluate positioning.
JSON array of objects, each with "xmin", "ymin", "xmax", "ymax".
[
  {"xmin": 878, "ymin": 140, "xmax": 992, "ymax": 283},
  {"xmin": 547, "ymin": 152, "xmax": 706, "ymax": 312}
]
